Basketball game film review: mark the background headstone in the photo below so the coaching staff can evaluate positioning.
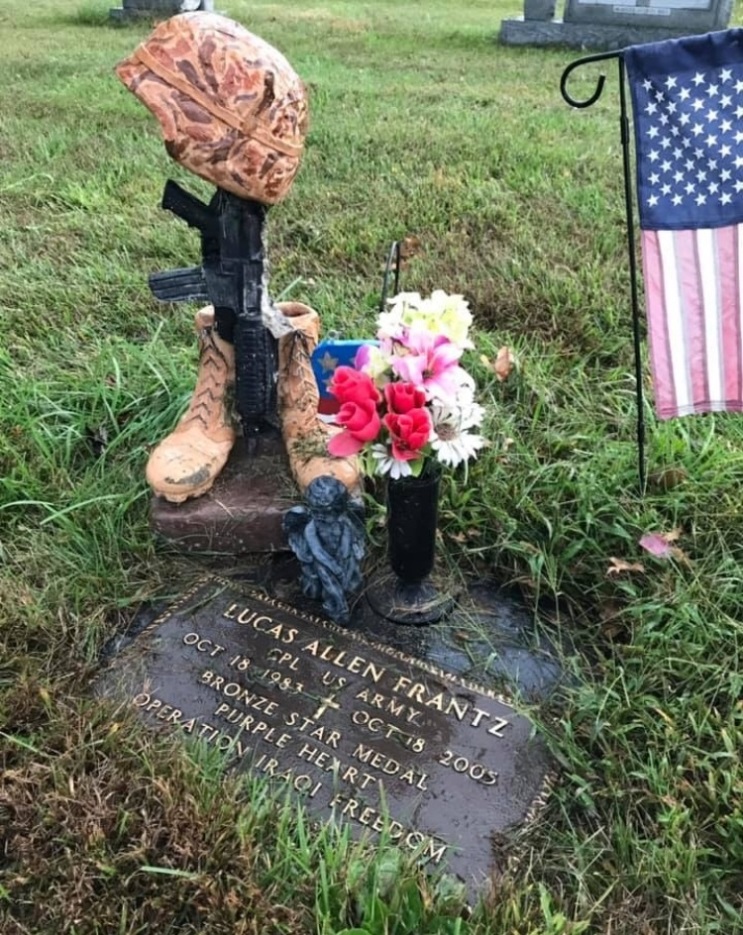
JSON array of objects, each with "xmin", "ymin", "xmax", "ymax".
[
  {"xmin": 110, "ymin": 0, "xmax": 213, "ymax": 22},
  {"xmin": 500, "ymin": 0, "xmax": 733, "ymax": 49},
  {"xmin": 565, "ymin": 0, "xmax": 731, "ymax": 29},
  {"xmin": 524, "ymin": 0, "xmax": 557, "ymax": 20}
]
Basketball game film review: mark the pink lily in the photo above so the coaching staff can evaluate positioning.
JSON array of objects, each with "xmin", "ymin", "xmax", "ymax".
[{"xmin": 391, "ymin": 326, "xmax": 467, "ymax": 403}]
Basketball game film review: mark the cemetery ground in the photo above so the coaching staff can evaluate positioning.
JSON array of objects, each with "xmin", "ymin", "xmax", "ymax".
[{"xmin": 1, "ymin": 0, "xmax": 743, "ymax": 931}]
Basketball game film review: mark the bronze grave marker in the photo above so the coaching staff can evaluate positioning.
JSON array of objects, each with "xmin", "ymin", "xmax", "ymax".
[{"xmin": 95, "ymin": 578, "xmax": 554, "ymax": 895}]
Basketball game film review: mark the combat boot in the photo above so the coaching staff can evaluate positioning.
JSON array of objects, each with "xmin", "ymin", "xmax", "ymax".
[
  {"xmin": 277, "ymin": 302, "xmax": 360, "ymax": 494},
  {"xmin": 146, "ymin": 306, "xmax": 236, "ymax": 502}
]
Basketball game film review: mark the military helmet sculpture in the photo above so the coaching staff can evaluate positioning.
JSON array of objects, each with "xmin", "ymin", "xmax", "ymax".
[{"xmin": 116, "ymin": 12, "xmax": 309, "ymax": 205}]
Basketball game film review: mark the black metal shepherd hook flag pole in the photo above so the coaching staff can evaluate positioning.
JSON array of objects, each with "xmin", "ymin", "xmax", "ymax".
[
  {"xmin": 563, "ymin": 30, "xmax": 743, "ymax": 496},
  {"xmin": 560, "ymin": 50, "xmax": 647, "ymax": 492}
]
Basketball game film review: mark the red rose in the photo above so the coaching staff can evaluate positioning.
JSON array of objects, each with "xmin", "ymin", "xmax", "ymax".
[
  {"xmin": 329, "ymin": 366, "xmax": 381, "ymax": 405},
  {"xmin": 327, "ymin": 399, "xmax": 381, "ymax": 457},
  {"xmin": 384, "ymin": 381, "xmax": 426, "ymax": 414},
  {"xmin": 383, "ymin": 408, "xmax": 431, "ymax": 461},
  {"xmin": 337, "ymin": 400, "xmax": 381, "ymax": 442}
]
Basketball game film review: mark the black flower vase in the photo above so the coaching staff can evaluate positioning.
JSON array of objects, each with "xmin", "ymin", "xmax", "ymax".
[{"xmin": 366, "ymin": 462, "xmax": 454, "ymax": 625}]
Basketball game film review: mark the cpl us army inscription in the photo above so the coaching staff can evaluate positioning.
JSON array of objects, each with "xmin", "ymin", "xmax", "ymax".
[{"xmin": 96, "ymin": 578, "xmax": 553, "ymax": 894}]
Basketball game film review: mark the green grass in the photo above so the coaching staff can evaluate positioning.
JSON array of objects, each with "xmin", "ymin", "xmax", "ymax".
[{"xmin": 2, "ymin": 0, "xmax": 743, "ymax": 931}]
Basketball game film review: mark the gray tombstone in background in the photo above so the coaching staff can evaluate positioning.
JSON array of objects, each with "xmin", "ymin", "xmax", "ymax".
[
  {"xmin": 500, "ymin": 0, "xmax": 733, "ymax": 49},
  {"xmin": 565, "ymin": 0, "xmax": 732, "ymax": 29},
  {"xmin": 110, "ymin": 0, "xmax": 213, "ymax": 21}
]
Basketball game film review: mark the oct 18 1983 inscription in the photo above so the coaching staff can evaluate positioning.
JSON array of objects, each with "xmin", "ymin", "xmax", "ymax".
[{"xmin": 95, "ymin": 578, "xmax": 554, "ymax": 895}]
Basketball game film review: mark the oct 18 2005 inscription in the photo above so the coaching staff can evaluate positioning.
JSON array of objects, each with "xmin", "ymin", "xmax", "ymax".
[{"xmin": 95, "ymin": 578, "xmax": 554, "ymax": 897}]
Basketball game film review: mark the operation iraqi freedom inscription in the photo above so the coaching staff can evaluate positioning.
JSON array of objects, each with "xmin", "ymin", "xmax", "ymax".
[{"xmin": 95, "ymin": 578, "xmax": 554, "ymax": 894}]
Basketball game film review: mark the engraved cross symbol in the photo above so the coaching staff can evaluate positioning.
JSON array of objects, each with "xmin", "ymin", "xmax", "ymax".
[{"xmin": 312, "ymin": 692, "xmax": 341, "ymax": 720}]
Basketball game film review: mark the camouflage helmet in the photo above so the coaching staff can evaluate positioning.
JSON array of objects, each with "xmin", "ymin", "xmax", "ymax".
[{"xmin": 116, "ymin": 12, "xmax": 308, "ymax": 205}]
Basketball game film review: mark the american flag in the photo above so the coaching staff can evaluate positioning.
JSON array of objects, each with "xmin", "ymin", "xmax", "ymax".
[{"xmin": 625, "ymin": 30, "xmax": 743, "ymax": 419}]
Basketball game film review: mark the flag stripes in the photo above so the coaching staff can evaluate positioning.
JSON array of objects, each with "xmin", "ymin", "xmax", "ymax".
[{"xmin": 643, "ymin": 225, "xmax": 743, "ymax": 417}]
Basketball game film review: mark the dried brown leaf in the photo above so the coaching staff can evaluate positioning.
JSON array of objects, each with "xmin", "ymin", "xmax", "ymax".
[
  {"xmin": 399, "ymin": 234, "xmax": 421, "ymax": 259},
  {"xmin": 669, "ymin": 545, "xmax": 691, "ymax": 566},
  {"xmin": 601, "ymin": 620, "xmax": 625, "ymax": 640},
  {"xmin": 493, "ymin": 346, "xmax": 515, "ymax": 382},
  {"xmin": 607, "ymin": 556, "xmax": 645, "ymax": 576},
  {"xmin": 648, "ymin": 466, "xmax": 688, "ymax": 490},
  {"xmin": 453, "ymin": 630, "xmax": 474, "ymax": 643}
]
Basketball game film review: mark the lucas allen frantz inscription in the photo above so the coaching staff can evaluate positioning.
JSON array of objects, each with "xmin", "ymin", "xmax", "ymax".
[{"xmin": 96, "ymin": 578, "xmax": 554, "ymax": 893}]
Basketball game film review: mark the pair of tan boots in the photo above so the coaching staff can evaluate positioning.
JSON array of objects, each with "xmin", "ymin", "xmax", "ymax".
[{"xmin": 146, "ymin": 302, "xmax": 358, "ymax": 502}]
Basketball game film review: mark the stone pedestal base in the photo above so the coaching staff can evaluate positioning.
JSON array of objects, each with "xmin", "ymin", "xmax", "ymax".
[
  {"xmin": 499, "ymin": 16, "xmax": 697, "ymax": 50},
  {"xmin": 365, "ymin": 572, "xmax": 455, "ymax": 626},
  {"xmin": 149, "ymin": 430, "xmax": 298, "ymax": 554}
]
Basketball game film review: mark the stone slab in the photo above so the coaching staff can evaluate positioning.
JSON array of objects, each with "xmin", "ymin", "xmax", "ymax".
[
  {"xmin": 95, "ymin": 577, "xmax": 555, "ymax": 898},
  {"xmin": 149, "ymin": 431, "xmax": 299, "ymax": 553},
  {"xmin": 499, "ymin": 15, "xmax": 711, "ymax": 48}
]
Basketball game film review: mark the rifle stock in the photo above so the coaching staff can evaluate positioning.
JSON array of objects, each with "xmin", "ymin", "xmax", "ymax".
[{"xmin": 149, "ymin": 266, "xmax": 209, "ymax": 303}]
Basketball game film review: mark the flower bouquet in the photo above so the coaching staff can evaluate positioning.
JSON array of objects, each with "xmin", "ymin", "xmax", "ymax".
[
  {"xmin": 325, "ymin": 290, "xmax": 486, "ymax": 479},
  {"xmin": 325, "ymin": 289, "xmax": 486, "ymax": 625}
]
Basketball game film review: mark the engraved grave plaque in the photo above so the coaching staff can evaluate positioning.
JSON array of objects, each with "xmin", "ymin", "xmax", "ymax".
[
  {"xmin": 95, "ymin": 578, "xmax": 554, "ymax": 896},
  {"xmin": 564, "ymin": 0, "xmax": 731, "ymax": 29}
]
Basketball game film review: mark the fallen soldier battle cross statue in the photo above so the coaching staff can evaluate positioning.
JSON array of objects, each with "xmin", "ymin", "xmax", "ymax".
[{"xmin": 98, "ymin": 10, "xmax": 558, "ymax": 902}]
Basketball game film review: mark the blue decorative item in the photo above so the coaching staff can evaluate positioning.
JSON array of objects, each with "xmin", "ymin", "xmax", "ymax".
[
  {"xmin": 311, "ymin": 338, "xmax": 378, "ymax": 415},
  {"xmin": 283, "ymin": 476, "xmax": 366, "ymax": 624}
]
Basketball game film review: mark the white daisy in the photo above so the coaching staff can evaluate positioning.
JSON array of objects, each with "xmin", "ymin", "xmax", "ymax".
[
  {"xmin": 429, "ymin": 401, "xmax": 487, "ymax": 467},
  {"xmin": 370, "ymin": 444, "xmax": 415, "ymax": 479}
]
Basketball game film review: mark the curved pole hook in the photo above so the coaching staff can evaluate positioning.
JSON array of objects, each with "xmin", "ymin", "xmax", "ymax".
[{"xmin": 560, "ymin": 49, "xmax": 621, "ymax": 109}]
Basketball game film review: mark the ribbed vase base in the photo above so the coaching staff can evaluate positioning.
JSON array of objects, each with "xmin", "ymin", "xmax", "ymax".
[{"xmin": 365, "ymin": 572, "xmax": 454, "ymax": 626}]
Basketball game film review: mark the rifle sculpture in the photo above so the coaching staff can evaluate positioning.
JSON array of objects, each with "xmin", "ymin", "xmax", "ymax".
[{"xmin": 149, "ymin": 181, "xmax": 278, "ymax": 434}]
